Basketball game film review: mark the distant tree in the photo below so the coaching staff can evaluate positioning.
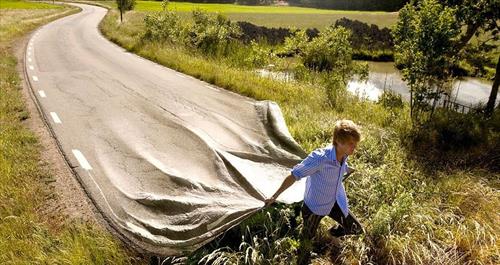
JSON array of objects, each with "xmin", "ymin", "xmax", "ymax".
[
  {"xmin": 392, "ymin": 0, "xmax": 460, "ymax": 124},
  {"xmin": 236, "ymin": 0, "xmax": 274, "ymax": 5},
  {"xmin": 116, "ymin": 0, "xmax": 136, "ymax": 23},
  {"xmin": 287, "ymin": 0, "xmax": 409, "ymax": 11}
]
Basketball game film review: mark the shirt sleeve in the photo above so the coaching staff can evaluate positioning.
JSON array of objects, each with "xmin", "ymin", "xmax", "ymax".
[{"xmin": 291, "ymin": 148, "xmax": 325, "ymax": 180}]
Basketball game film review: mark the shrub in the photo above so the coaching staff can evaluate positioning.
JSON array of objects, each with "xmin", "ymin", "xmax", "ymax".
[
  {"xmin": 281, "ymin": 29, "xmax": 309, "ymax": 56},
  {"xmin": 302, "ymin": 26, "xmax": 353, "ymax": 73},
  {"xmin": 378, "ymin": 89, "xmax": 404, "ymax": 109},
  {"xmin": 189, "ymin": 10, "xmax": 241, "ymax": 55},
  {"xmin": 143, "ymin": 10, "xmax": 185, "ymax": 43},
  {"xmin": 244, "ymin": 40, "xmax": 274, "ymax": 67}
]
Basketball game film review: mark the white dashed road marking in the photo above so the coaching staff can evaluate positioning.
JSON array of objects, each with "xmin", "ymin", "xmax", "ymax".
[
  {"xmin": 72, "ymin": 149, "xmax": 93, "ymax": 170},
  {"xmin": 50, "ymin": 112, "xmax": 61, "ymax": 124},
  {"xmin": 38, "ymin": 90, "xmax": 46, "ymax": 98},
  {"xmin": 32, "ymin": 76, "xmax": 38, "ymax": 81},
  {"xmin": 29, "ymin": 65, "xmax": 34, "ymax": 70}
]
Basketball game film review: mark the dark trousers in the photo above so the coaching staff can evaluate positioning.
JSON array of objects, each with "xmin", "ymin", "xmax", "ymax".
[{"xmin": 297, "ymin": 202, "xmax": 363, "ymax": 265}]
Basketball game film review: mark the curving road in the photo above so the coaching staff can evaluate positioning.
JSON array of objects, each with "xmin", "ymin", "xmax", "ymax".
[{"xmin": 25, "ymin": 4, "xmax": 306, "ymax": 255}]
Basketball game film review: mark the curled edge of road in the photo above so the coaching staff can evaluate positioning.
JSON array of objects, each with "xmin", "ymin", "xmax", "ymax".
[{"xmin": 21, "ymin": 2, "xmax": 308, "ymax": 257}]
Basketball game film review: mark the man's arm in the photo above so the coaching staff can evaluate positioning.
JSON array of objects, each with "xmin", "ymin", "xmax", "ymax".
[{"xmin": 264, "ymin": 174, "xmax": 297, "ymax": 206}]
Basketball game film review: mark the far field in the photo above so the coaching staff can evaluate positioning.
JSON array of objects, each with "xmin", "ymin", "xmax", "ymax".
[
  {"xmin": 95, "ymin": 0, "xmax": 398, "ymax": 28},
  {"xmin": 0, "ymin": 0, "xmax": 64, "ymax": 9}
]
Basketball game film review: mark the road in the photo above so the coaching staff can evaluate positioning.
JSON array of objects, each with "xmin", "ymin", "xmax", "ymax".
[{"xmin": 25, "ymin": 3, "xmax": 306, "ymax": 255}]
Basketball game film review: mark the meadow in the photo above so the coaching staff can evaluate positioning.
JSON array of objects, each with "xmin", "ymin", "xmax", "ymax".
[
  {"xmin": 90, "ymin": 0, "xmax": 397, "ymax": 28},
  {"xmin": 0, "ymin": 0, "xmax": 64, "ymax": 9},
  {"xmin": 0, "ymin": 1, "xmax": 138, "ymax": 264}
]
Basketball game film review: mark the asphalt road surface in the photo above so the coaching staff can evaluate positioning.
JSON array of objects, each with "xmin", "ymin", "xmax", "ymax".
[{"xmin": 25, "ymin": 3, "xmax": 307, "ymax": 255}]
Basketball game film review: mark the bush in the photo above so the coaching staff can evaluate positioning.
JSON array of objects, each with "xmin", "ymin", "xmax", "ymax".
[
  {"xmin": 378, "ymin": 89, "xmax": 404, "ymax": 109},
  {"xmin": 189, "ymin": 10, "xmax": 242, "ymax": 55},
  {"xmin": 281, "ymin": 29, "xmax": 309, "ymax": 56},
  {"xmin": 143, "ymin": 10, "xmax": 185, "ymax": 43},
  {"xmin": 302, "ymin": 26, "xmax": 352, "ymax": 72},
  {"xmin": 244, "ymin": 40, "xmax": 274, "ymax": 67}
]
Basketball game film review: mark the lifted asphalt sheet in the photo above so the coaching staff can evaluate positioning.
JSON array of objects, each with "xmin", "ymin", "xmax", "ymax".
[{"xmin": 27, "ymin": 3, "xmax": 307, "ymax": 255}]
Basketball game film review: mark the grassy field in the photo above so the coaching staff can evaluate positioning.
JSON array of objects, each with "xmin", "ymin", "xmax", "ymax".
[
  {"xmin": 100, "ymin": 9, "xmax": 499, "ymax": 264},
  {"xmin": 88, "ymin": 0, "xmax": 397, "ymax": 28},
  {"xmin": 0, "ymin": 0, "xmax": 63, "ymax": 9},
  {"xmin": 0, "ymin": 1, "xmax": 137, "ymax": 264}
]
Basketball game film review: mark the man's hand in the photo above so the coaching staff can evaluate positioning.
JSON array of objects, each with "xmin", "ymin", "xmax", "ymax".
[
  {"xmin": 264, "ymin": 174, "xmax": 296, "ymax": 207},
  {"xmin": 264, "ymin": 196, "xmax": 276, "ymax": 207}
]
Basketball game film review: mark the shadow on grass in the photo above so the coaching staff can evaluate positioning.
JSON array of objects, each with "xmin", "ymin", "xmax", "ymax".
[{"xmin": 401, "ymin": 109, "xmax": 500, "ymax": 175}]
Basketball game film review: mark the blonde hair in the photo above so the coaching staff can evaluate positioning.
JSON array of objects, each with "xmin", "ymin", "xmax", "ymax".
[{"xmin": 332, "ymin": 119, "xmax": 361, "ymax": 145}]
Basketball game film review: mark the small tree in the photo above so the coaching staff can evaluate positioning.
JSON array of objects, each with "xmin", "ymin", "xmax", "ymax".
[
  {"xmin": 116, "ymin": 0, "xmax": 135, "ymax": 23},
  {"xmin": 392, "ymin": 0, "xmax": 460, "ymax": 125},
  {"xmin": 291, "ymin": 26, "xmax": 368, "ymax": 107},
  {"xmin": 301, "ymin": 26, "xmax": 353, "ymax": 75}
]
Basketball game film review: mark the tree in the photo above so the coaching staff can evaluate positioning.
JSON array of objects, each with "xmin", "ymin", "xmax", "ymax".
[
  {"xmin": 485, "ymin": 56, "xmax": 500, "ymax": 116},
  {"xmin": 442, "ymin": 0, "xmax": 499, "ymax": 51},
  {"xmin": 392, "ymin": 0, "xmax": 460, "ymax": 124},
  {"xmin": 441, "ymin": 0, "xmax": 500, "ymax": 117},
  {"xmin": 116, "ymin": 0, "xmax": 136, "ymax": 23}
]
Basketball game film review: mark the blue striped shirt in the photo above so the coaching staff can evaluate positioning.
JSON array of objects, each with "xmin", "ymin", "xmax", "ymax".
[{"xmin": 291, "ymin": 145, "xmax": 349, "ymax": 217}]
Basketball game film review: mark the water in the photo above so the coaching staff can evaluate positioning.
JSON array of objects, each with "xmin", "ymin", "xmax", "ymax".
[
  {"xmin": 364, "ymin": 62, "xmax": 495, "ymax": 107},
  {"xmin": 256, "ymin": 62, "xmax": 497, "ymax": 107}
]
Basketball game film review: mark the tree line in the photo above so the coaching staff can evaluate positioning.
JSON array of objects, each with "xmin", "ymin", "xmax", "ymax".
[{"xmin": 154, "ymin": 0, "xmax": 409, "ymax": 11}]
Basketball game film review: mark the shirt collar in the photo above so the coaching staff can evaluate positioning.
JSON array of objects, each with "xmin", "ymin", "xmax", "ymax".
[{"xmin": 329, "ymin": 144, "xmax": 348, "ymax": 165}]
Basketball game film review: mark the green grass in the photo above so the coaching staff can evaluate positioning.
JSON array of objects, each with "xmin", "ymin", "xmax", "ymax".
[
  {"xmin": 0, "ymin": 4, "xmax": 137, "ymax": 264},
  {"xmin": 87, "ymin": 0, "xmax": 397, "ymax": 28},
  {"xmin": 224, "ymin": 12, "xmax": 397, "ymax": 29},
  {"xmin": 136, "ymin": 1, "xmax": 391, "ymax": 14},
  {"xmin": 0, "ymin": 0, "xmax": 63, "ymax": 9},
  {"xmin": 100, "ymin": 10, "xmax": 499, "ymax": 264},
  {"xmin": 143, "ymin": 1, "xmax": 397, "ymax": 28}
]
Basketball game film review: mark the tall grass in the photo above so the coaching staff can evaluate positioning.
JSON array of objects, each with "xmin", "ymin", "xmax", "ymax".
[
  {"xmin": 100, "ymin": 9, "xmax": 499, "ymax": 264},
  {"xmin": 0, "ymin": 3, "xmax": 137, "ymax": 264}
]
